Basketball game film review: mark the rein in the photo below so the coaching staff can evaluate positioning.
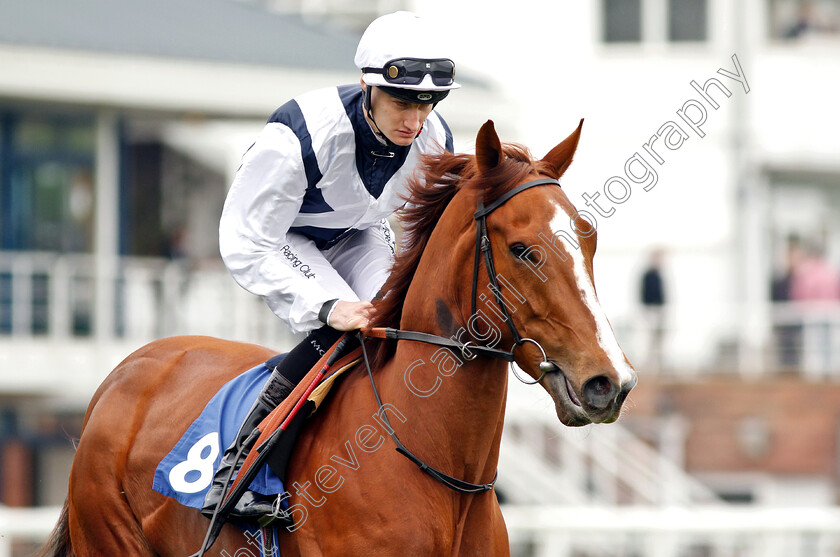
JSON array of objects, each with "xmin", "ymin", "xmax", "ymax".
[
  {"xmin": 360, "ymin": 177, "xmax": 563, "ymax": 495},
  {"xmin": 358, "ymin": 333, "xmax": 497, "ymax": 494},
  {"xmin": 366, "ymin": 327, "xmax": 515, "ymax": 362}
]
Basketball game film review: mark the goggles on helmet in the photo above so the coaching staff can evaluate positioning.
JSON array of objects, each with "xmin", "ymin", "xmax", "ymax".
[{"xmin": 362, "ymin": 58, "xmax": 455, "ymax": 87}]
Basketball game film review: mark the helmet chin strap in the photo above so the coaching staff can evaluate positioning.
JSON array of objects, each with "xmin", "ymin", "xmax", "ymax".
[
  {"xmin": 364, "ymin": 86, "xmax": 396, "ymax": 158},
  {"xmin": 364, "ymin": 86, "xmax": 436, "ymax": 154}
]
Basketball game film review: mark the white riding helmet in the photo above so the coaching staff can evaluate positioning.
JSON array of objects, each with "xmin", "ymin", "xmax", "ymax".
[{"xmin": 355, "ymin": 11, "xmax": 460, "ymax": 104}]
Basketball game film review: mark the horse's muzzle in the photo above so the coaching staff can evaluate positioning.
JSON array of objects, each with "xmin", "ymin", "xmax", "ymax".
[
  {"xmin": 551, "ymin": 369, "xmax": 636, "ymax": 426},
  {"xmin": 584, "ymin": 373, "xmax": 637, "ymax": 424}
]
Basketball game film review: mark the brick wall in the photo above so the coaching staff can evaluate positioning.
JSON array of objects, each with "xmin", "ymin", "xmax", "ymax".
[{"xmin": 624, "ymin": 376, "xmax": 840, "ymax": 478}]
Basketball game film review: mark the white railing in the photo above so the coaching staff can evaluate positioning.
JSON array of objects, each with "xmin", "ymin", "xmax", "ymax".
[
  {"xmin": 0, "ymin": 251, "xmax": 297, "ymax": 347},
  {"xmin": 770, "ymin": 301, "xmax": 840, "ymax": 378},
  {"xmin": 0, "ymin": 505, "xmax": 62, "ymax": 557},
  {"xmin": 0, "ymin": 251, "xmax": 298, "ymax": 397},
  {"xmin": 621, "ymin": 300, "xmax": 840, "ymax": 378},
  {"xmin": 503, "ymin": 505, "xmax": 840, "ymax": 557},
  {"xmin": 5, "ymin": 505, "xmax": 840, "ymax": 557}
]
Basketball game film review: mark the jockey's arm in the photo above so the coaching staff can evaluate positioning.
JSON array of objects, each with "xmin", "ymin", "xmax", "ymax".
[{"xmin": 219, "ymin": 123, "xmax": 361, "ymax": 334}]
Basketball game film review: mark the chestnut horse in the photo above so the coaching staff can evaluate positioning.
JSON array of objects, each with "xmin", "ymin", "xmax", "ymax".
[{"xmin": 40, "ymin": 120, "xmax": 636, "ymax": 556}]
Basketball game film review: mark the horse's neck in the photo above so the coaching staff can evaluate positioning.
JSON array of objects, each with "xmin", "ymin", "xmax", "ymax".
[
  {"xmin": 375, "ymin": 332, "xmax": 509, "ymax": 484},
  {"xmin": 377, "ymin": 195, "xmax": 511, "ymax": 482}
]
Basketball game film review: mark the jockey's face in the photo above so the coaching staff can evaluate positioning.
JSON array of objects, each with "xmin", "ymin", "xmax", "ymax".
[{"xmin": 363, "ymin": 82, "xmax": 434, "ymax": 146}]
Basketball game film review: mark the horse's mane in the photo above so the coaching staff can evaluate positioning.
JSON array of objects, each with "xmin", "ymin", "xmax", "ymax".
[{"xmin": 367, "ymin": 143, "xmax": 554, "ymax": 369}]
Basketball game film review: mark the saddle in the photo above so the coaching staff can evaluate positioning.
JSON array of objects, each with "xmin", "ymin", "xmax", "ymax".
[
  {"xmin": 243, "ymin": 343, "xmax": 362, "ymax": 493},
  {"xmin": 186, "ymin": 335, "xmax": 361, "ymax": 557},
  {"xmin": 218, "ymin": 336, "xmax": 362, "ymax": 522}
]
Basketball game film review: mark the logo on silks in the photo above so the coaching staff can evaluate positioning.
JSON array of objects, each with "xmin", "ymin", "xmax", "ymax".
[
  {"xmin": 281, "ymin": 244, "xmax": 316, "ymax": 279},
  {"xmin": 152, "ymin": 363, "xmax": 286, "ymax": 509}
]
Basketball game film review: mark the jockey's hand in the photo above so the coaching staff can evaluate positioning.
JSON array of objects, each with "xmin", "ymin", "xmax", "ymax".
[{"xmin": 328, "ymin": 300, "xmax": 376, "ymax": 331}]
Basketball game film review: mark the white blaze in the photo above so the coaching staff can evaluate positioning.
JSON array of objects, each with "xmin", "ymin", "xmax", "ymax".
[{"xmin": 549, "ymin": 202, "xmax": 635, "ymax": 385}]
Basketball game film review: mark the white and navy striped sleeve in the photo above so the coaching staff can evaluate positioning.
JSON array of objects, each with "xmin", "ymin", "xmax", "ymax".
[{"xmin": 218, "ymin": 109, "xmax": 343, "ymax": 333}]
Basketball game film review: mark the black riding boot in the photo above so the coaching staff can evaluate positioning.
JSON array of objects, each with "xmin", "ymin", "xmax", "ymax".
[
  {"xmin": 200, "ymin": 325, "xmax": 343, "ymax": 520},
  {"xmin": 200, "ymin": 368, "xmax": 294, "ymax": 519}
]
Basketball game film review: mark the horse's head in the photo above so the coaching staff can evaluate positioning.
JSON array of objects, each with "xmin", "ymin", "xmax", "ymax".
[
  {"xmin": 465, "ymin": 120, "xmax": 637, "ymax": 426},
  {"xmin": 372, "ymin": 119, "xmax": 636, "ymax": 426}
]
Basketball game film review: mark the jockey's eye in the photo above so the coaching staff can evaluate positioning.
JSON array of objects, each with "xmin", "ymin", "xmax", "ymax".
[{"xmin": 510, "ymin": 243, "xmax": 529, "ymax": 260}]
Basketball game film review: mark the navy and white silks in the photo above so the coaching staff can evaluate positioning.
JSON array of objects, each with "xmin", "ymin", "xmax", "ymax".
[{"xmin": 219, "ymin": 84, "xmax": 453, "ymax": 334}]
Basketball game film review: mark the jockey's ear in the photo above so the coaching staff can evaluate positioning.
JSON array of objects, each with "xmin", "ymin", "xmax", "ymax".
[
  {"xmin": 475, "ymin": 120, "xmax": 503, "ymax": 175},
  {"xmin": 542, "ymin": 118, "xmax": 584, "ymax": 179}
]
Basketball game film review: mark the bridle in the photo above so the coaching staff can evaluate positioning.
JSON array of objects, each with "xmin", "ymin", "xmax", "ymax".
[
  {"xmin": 362, "ymin": 176, "xmax": 564, "ymax": 495},
  {"xmin": 471, "ymin": 176, "xmax": 563, "ymax": 384},
  {"xmin": 369, "ymin": 176, "xmax": 563, "ymax": 382}
]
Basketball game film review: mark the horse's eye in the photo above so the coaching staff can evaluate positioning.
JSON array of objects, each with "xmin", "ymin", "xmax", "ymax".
[{"xmin": 510, "ymin": 243, "xmax": 529, "ymax": 259}]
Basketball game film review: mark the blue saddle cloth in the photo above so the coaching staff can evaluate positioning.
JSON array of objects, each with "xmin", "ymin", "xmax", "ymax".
[{"xmin": 152, "ymin": 361, "xmax": 287, "ymax": 509}]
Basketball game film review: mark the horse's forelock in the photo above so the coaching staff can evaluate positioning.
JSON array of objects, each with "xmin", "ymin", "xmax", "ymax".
[{"xmin": 468, "ymin": 143, "xmax": 548, "ymax": 205}]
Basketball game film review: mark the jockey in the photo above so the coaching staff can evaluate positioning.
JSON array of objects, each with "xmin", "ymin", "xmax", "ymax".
[{"xmin": 203, "ymin": 11, "xmax": 460, "ymax": 518}]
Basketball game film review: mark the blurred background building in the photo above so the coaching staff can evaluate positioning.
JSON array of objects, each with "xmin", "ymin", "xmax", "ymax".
[{"xmin": 1, "ymin": 0, "xmax": 840, "ymax": 555}]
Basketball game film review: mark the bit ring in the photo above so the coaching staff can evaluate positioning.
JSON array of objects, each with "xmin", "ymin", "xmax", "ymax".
[{"xmin": 510, "ymin": 338, "xmax": 557, "ymax": 385}]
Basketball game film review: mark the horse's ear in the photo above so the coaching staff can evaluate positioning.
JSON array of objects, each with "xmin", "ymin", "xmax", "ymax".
[
  {"xmin": 475, "ymin": 120, "xmax": 503, "ymax": 175},
  {"xmin": 542, "ymin": 118, "xmax": 584, "ymax": 178}
]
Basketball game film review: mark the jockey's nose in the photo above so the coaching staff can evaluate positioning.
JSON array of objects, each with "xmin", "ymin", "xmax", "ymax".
[
  {"xmin": 581, "ymin": 375, "xmax": 619, "ymax": 411},
  {"xmin": 406, "ymin": 108, "xmax": 422, "ymax": 129}
]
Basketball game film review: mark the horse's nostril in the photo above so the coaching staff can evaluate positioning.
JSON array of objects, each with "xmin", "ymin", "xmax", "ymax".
[{"xmin": 582, "ymin": 375, "xmax": 618, "ymax": 410}]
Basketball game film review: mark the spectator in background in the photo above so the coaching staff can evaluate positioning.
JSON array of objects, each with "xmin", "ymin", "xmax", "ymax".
[
  {"xmin": 784, "ymin": 2, "xmax": 820, "ymax": 38},
  {"xmin": 782, "ymin": 1, "xmax": 838, "ymax": 39},
  {"xmin": 777, "ymin": 236, "xmax": 840, "ymax": 373},
  {"xmin": 640, "ymin": 249, "xmax": 666, "ymax": 373},
  {"xmin": 789, "ymin": 241, "xmax": 840, "ymax": 302},
  {"xmin": 771, "ymin": 235, "xmax": 804, "ymax": 369},
  {"xmin": 771, "ymin": 235, "xmax": 802, "ymax": 302}
]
